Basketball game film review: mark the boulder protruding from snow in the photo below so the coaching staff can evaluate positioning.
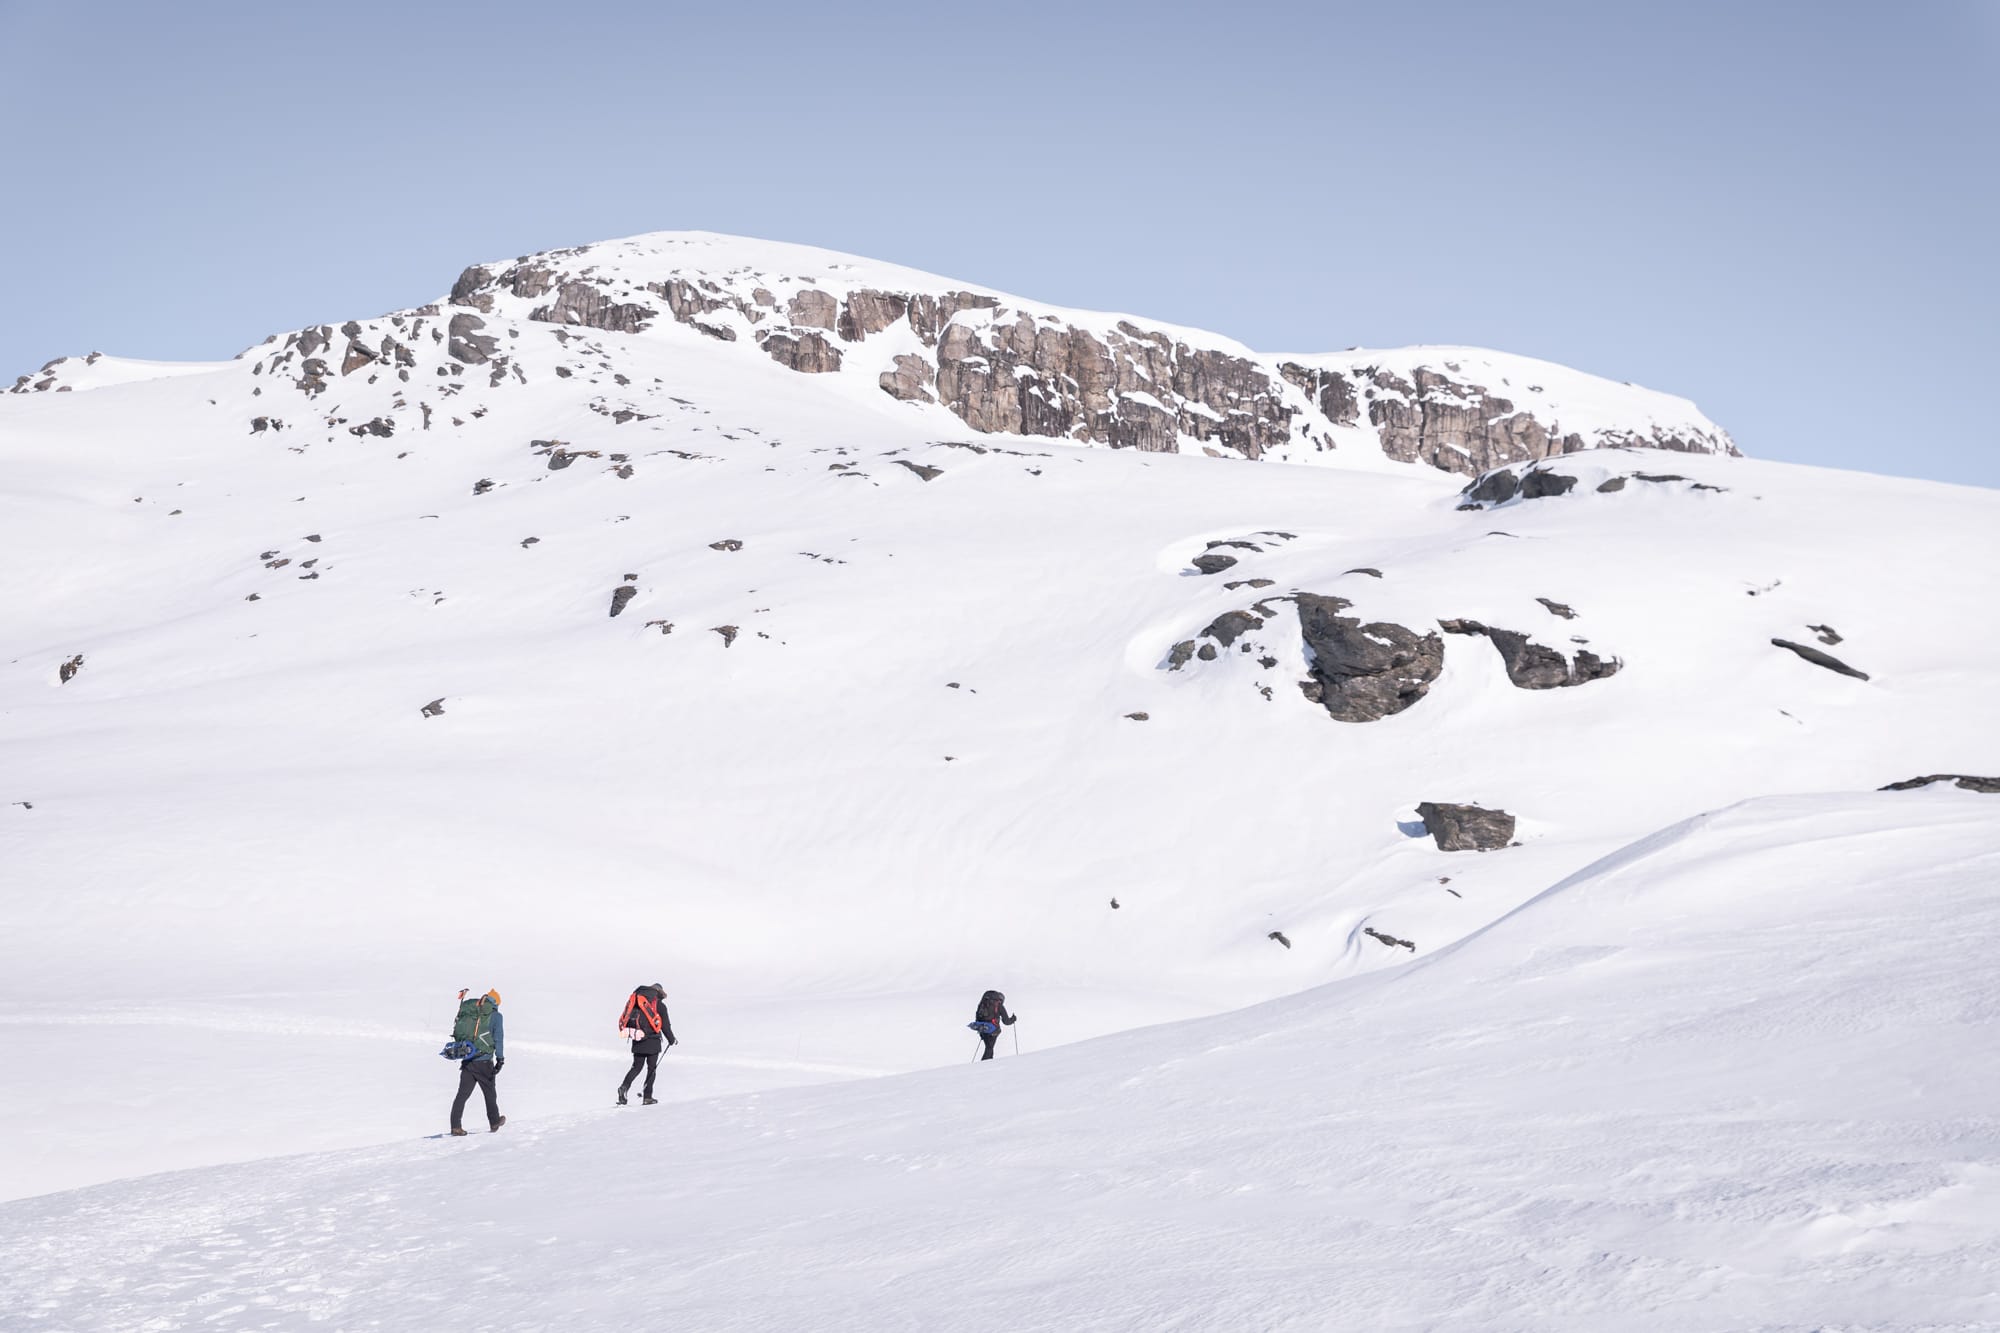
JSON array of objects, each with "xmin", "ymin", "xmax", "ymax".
[
  {"xmin": 1771, "ymin": 639, "xmax": 1869, "ymax": 681},
  {"xmin": 1439, "ymin": 619, "xmax": 1620, "ymax": 689},
  {"xmin": 1296, "ymin": 594, "xmax": 1444, "ymax": 722},
  {"xmin": 1415, "ymin": 802, "xmax": 1516, "ymax": 852}
]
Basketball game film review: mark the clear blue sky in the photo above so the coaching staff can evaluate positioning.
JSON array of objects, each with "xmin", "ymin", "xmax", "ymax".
[{"xmin": 2, "ymin": 0, "xmax": 1993, "ymax": 485}]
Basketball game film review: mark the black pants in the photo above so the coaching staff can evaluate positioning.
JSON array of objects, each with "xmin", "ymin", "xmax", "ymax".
[
  {"xmin": 452, "ymin": 1060, "xmax": 500, "ymax": 1129},
  {"xmin": 980, "ymin": 1031, "xmax": 999, "ymax": 1060},
  {"xmin": 620, "ymin": 1051, "xmax": 659, "ymax": 1097}
]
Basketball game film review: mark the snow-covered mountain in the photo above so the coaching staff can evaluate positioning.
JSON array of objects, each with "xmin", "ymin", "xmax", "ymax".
[
  {"xmin": 3, "ymin": 231, "xmax": 1996, "ymax": 1328},
  {"xmin": 11, "ymin": 231, "xmax": 1736, "ymax": 475}
]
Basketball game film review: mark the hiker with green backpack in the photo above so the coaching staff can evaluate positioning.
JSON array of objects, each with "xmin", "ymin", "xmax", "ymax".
[{"xmin": 444, "ymin": 988, "xmax": 507, "ymax": 1136}]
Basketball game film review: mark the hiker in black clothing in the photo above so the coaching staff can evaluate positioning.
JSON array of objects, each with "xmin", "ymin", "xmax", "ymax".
[
  {"xmin": 449, "ymin": 988, "xmax": 507, "ymax": 1136},
  {"xmin": 616, "ymin": 983, "xmax": 676, "ymax": 1105},
  {"xmin": 972, "ymin": 989, "xmax": 1016, "ymax": 1060}
]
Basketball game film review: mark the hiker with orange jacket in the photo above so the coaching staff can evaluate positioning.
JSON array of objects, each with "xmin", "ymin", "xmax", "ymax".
[{"xmin": 616, "ymin": 983, "xmax": 675, "ymax": 1105}]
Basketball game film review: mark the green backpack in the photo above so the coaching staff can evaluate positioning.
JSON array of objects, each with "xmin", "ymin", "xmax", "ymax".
[{"xmin": 451, "ymin": 996, "xmax": 498, "ymax": 1057}]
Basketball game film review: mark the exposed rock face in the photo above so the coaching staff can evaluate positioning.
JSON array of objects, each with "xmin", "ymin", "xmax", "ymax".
[
  {"xmin": 1881, "ymin": 774, "xmax": 2000, "ymax": 794},
  {"xmin": 448, "ymin": 313, "xmax": 497, "ymax": 365},
  {"xmin": 608, "ymin": 586, "xmax": 637, "ymax": 618},
  {"xmin": 1439, "ymin": 619, "xmax": 1620, "ymax": 689},
  {"xmin": 1295, "ymin": 593, "xmax": 1445, "ymax": 722},
  {"xmin": 530, "ymin": 281, "xmax": 656, "ymax": 334},
  {"xmin": 764, "ymin": 331, "xmax": 842, "ymax": 374},
  {"xmin": 58, "ymin": 654, "xmax": 83, "ymax": 684},
  {"xmin": 241, "ymin": 235, "xmax": 1733, "ymax": 479},
  {"xmin": 1191, "ymin": 552, "xmax": 1238, "ymax": 576},
  {"xmin": 1416, "ymin": 802, "xmax": 1516, "ymax": 851},
  {"xmin": 879, "ymin": 354, "xmax": 936, "ymax": 403},
  {"xmin": 1771, "ymin": 639, "xmax": 1869, "ymax": 681}
]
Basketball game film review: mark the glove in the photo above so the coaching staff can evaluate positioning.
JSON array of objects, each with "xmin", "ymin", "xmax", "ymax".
[
  {"xmin": 1003, "ymin": 1015, "xmax": 1016, "ymax": 1026},
  {"xmin": 495, "ymin": 1058, "xmax": 505, "ymax": 1072},
  {"xmin": 667, "ymin": 1037, "xmax": 678, "ymax": 1048}
]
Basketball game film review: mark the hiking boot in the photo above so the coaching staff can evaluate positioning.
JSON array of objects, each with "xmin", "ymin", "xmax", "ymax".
[
  {"xmin": 616, "ymin": 1091, "xmax": 628, "ymax": 1106},
  {"xmin": 490, "ymin": 1116, "xmax": 506, "ymax": 1133},
  {"xmin": 449, "ymin": 1127, "xmax": 468, "ymax": 1137},
  {"xmin": 642, "ymin": 1096, "xmax": 658, "ymax": 1106}
]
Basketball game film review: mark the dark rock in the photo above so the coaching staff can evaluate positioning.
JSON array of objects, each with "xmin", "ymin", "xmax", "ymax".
[
  {"xmin": 1462, "ymin": 470, "xmax": 1520, "ymax": 505},
  {"xmin": 609, "ymin": 586, "xmax": 637, "ymax": 618},
  {"xmin": 1223, "ymin": 579, "xmax": 1276, "ymax": 590},
  {"xmin": 1519, "ymin": 469, "xmax": 1577, "ymax": 499},
  {"xmin": 520, "ymin": 537, "xmax": 540, "ymax": 548},
  {"xmin": 1415, "ymin": 801, "xmax": 1516, "ymax": 852},
  {"xmin": 1596, "ymin": 476, "xmax": 1628, "ymax": 492},
  {"xmin": 1771, "ymin": 639, "xmax": 1869, "ymax": 681},
  {"xmin": 1439, "ymin": 619, "xmax": 1619, "ymax": 689},
  {"xmin": 1202, "ymin": 610, "xmax": 1266, "ymax": 647},
  {"xmin": 1881, "ymin": 774, "xmax": 2000, "ymax": 794},
  {"xmin": 1191, "ymin": 553, "xmax": 1238, "ymax": 576},
  {"xmin": 1809, "ymin": 624, "xmax": 1843, "ymax": 645},
  {"xmin": 1268, "ymin": 931, "xmax": 1292, "ymax": 949},
  {"xmin": 57, "ymin": 654, "xmax": 83, "ymax": 684},
  {"xmin": 644, "ymin": 620, "xmax": 674, "ymax": 636},
  {"xmin": 421, "ymin": 698, "xmax": 446, "ymax": 718},
  {"xmin": 305, "ymin": 534, "xmax": 322, "ymax": 543},
  {"xmin": 1364, "ymin": 926, "xmax": 1416, "ymax": 952},
  {"xmin": 472, "ymin": 478, "xmax": 495, "ymax": 495},
  {"xmin": 1124, "ymin": 712, "xmax": 1149, "ymax": 721},
  {"xmin": 1196, "ymin": 644, "xmax": 1218, "ymax": 661},
  {"xmin": 449, "ymin": 266, "xmax": 494, "ymax": 306},
  {"xmin": 1344, "ymin": 567, "xmax": 1383, "ymax": 579},
  {"xmin": 1295, "ymin": 593, "xmax": 1445, "ymax": 722},
  {"xmin": 712, "ymin": 625, "xmax": 738, "ymax": 647},
  {"xmin": 348, "ymin": 417, "xmax": 394, "ymax": 438},
  {"xmin": 895, "ymin": 460, "xmax": 943, "ymax": 481},
  {"xmin": 340, "ymin": 341, "xmax": 377, "ymax": 375},
  {"xmin": 1536, "ymin": 597, "xmax": 1577, "ymax": 620},
  {"xmin": 1167, "ymin": 640, "xmax": 1198, "ymax": 671},
  {"xmin": 529, "ymin": 281, "xmax": 656, "ymax": 334},
  {"xmin": 764, "ymin": 331, "xmax": 843, "ymax": 374},
  {"xmin": 447, "ymin": 313, "xmax": 497, "ymax": 365},
  {"xmin": 709, "ymin": 539, "xmax": 744, "ymax": 551}
]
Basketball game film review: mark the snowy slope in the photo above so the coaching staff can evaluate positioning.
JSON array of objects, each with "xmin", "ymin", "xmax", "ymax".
[
  {"xmin": 0, "ymin": 234, "xmax": 1995, "ymax": 1215},
  {"xmin": 6, "ymin": 789, "xmax": 1997, "ymax": 1331}
]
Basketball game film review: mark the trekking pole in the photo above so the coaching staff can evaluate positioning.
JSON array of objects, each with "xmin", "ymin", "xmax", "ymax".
[{"xmin": 1013, "ymin": 1022, "xmax": 1020, "ymax": 1056}]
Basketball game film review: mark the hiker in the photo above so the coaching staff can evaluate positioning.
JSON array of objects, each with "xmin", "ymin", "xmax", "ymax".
[
  {"xmin": 616, "ymin": 983, "xmax": 676, "ymax": 1105},
  {"xmin": 971, "ymin": 989, "xmax": 1016, "ymax": 1060},
  {"xmin": 448, "ymin": 988, "xmax": 506, "ymax": 1136}
]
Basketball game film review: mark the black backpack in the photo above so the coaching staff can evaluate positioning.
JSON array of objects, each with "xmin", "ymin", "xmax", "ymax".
[{"xmin": 976, "ymin": 991, "xmax": 1005, "ymax": 1025}]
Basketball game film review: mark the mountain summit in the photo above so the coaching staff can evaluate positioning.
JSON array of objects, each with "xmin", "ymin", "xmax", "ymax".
[{"xmin": 14, "ymin": 230, "xmax": 1735, "ymax": 476}]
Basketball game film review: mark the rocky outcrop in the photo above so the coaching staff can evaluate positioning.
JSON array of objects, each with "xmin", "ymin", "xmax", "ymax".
[
  {"xmin": 447, "ymin": 313, "xmax": 497, "ymax": 365},
  {"xmin": 764, "ymin": 331, "xmax": 842, "ymax": 374},
  {"xmin": 879, "ymin": 354, "xmax": 935, "ymax": 402},
  {"xmin": 1771, "ymin": 639, "xmax": 1869, "ymax": 681},
  {"xmin": 258, "ymin": 235, "xmax": 1736, "ymax": 479},
  {"xmin": 1296, "ymin": 593, "xmax": 1444, "ymax": 722},
  {"xmin": 1439, "ymin": 619, "xmax": 1620, "ymax": 689},
  {"xmin": 530, "ymin": 281, "xmax": 656, "ymax": 334},
  {"xmin": 1416, "ymin": 802, "xmax": 1516, "ymax": 851},
  {"xmin": 1881, "ymin": 774, "xmax": 2000, "ymax": 794}
]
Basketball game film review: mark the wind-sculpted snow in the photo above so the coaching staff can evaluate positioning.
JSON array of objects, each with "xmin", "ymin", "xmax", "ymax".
[{"xmin": 5, "ymin": 792, "xmax": 1998, "ymax": 1330}]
